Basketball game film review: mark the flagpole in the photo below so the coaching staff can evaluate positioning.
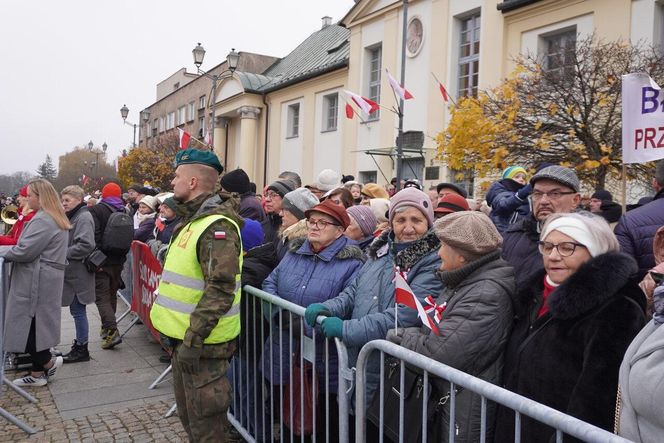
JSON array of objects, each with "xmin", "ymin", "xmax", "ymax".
[
  {"xmin": 621, "ymin": 163, "xmax": 627, "ymax": 214},
  {"xmin": 394, "ymin": 268, "xmax": 399, "ymax": 330},
  {"xmin": 395, "ymin": 0, "xmax": 409, "ymax": 192},
  {"xmin": 431, "ymin": 72, "xmax": 456, "ymax": 107}
]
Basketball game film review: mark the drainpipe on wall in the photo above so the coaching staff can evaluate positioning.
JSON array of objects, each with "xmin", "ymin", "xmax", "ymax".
[{"xmin": 262, "ymin": 92, "xmax": 270, "ymax": 188}]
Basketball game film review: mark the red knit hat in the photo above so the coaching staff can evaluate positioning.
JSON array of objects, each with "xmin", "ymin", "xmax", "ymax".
[
  {"xmin": 304, "ymin": 199, "xmax": 351, "ymax": 230},
  {"xmin": 102, "ymin": 182, "xmax": 122, "ymax": 199},
  {"xmin": 19, "ymin": 185, "xmax": 29, "ymax": 197}
]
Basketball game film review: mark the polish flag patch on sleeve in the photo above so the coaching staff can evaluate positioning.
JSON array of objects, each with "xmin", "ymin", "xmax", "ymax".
[{"xmin": 214, "ymin": 231, "xmax": 226, "ymax": 240}]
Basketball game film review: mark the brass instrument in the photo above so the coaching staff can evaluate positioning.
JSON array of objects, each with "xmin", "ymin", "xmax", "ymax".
[{"xmin": 1, "ymin": 204, "xmax": 18, "ymax": 234}]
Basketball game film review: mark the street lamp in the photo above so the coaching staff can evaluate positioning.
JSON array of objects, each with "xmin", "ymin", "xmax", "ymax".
[
  {"xmin": 191, "ymin": 44, "xmax": 239, "ymax": 148},
  {"xmin": 87, "ymin": 140, "xmax": 108, "ymax": 180},
  {"xmin": 120, "ymin": 105, "xmax": 151, "ymax": 147}
]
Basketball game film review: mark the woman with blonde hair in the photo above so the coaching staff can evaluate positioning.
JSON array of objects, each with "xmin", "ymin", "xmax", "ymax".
[
  {"xmin": 60, "ymin": 185, "xmax": 96, "ymax": 363},
  {"xmin": 2, "ymin": 179, "xmax": 70, "ymax": 386}
]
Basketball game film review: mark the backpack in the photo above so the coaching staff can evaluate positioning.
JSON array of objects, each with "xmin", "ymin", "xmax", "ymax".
[{"xmin": 100, "ymin": 207, "xmax": 134, "ymax": 256}]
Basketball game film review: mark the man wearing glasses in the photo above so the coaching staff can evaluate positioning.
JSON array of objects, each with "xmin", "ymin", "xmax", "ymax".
[{"xmin": 502, "ymin": 165, "xmax": 581, "ymax": 288}]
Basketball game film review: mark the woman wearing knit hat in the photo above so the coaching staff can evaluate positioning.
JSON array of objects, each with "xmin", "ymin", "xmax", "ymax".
[
  {"xmin": 485, "ymin": 165, "xmax": 532, "ymax": 234},
  {"xmin": 345, "ymin": 205, "xmax": 378, "ymax": 251},
  {"xmin": 276, "ymin": 187, "xmax": 319, "ymax": 260},
  {"xmin": 385, "ymin": 211, "xmax": 515, "ymax": 441},
  {"xmin": 262, "ymin": 199, "xmax": 364, "ymax": 441},
  {"xmin": 262, "ymin": 179, "xmax": 296, "ymax": 254},
  {"xmin": 368, "ymin": 197, "xmax": 390, "ymax": 236},
  {"xmin": 303, "ymin": 187, "xmax": 443, "ymax": 416},
  {"xmin": 495, "ymin": 212, "xmax": 647, "ymax": 442},
  {"xmin": 134, "ymin": 195, "xmax": 158, "ymax": 243}
]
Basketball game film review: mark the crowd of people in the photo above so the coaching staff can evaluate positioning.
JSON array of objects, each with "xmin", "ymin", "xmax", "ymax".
[{"xmin": 2, "ymin": 153, "xmax": 664, "ymax": 442}]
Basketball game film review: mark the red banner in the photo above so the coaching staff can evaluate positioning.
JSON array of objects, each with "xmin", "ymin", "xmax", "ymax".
[{"xmin": 131, "ymin": 241, "xmax": 163, "ymax": 344}]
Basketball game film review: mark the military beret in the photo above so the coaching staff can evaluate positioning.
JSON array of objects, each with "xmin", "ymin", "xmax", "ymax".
[{"xmin": 174, "ymin": 148, "xmax": 223, "ymax": 174}]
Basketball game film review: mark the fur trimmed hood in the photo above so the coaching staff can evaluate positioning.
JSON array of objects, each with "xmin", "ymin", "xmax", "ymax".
[
  {"xmin": 520, "ymin": 252, "xmax": 645, "ymax": 320},
  {"xmin": 288, "ymin": 236, "xmax": 366, "ymax": 262},
  {"xmin": 368, "ymin": 229, "xmax": 440, "ymax": 271},
  {"xmin": 280, "ymin": 218, "xmax": 308, "ymax": 242}
]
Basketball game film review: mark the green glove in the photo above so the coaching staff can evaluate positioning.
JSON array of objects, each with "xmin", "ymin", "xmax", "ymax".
[
  {"xmin": 304, "ymin": 303, "xmax": 331, "ymax": 326},
  {"xmin": 321, "ymin": 317, "xmax": 343, "ymax": 338},
  {"xmin": 177, "ymin": 344, "xmax": 202, "ymax": 374}
]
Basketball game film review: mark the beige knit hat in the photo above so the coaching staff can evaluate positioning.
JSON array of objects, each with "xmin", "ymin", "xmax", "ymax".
[{"xmin": 434, "ymin": 211, "xmax": 502, "ymax": 261}]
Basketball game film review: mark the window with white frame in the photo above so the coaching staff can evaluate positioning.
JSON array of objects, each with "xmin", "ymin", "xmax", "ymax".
[
  {"xmin": 167, "ymin": 112, "xmax": 175, "ymax": 130},
  {"xmin": 359, "ymin": 170, "xmax": 377, "ymax": 184},
  {"xmin": 322, "ymin": 93, "xmax": 338, "ymax": 132},
  {"xmin": 199, "ymin": 95, "xmax": 206, "ymax": 109},
  {"xmin": 177, "ymin": 106, "xmax": 186, "ymax": 126},
  {"xmin": 458, "ymin": 13, "xmax": 481, "ymax": 98},
  {"xmin": 367, "ymin": 46, "xmax": 382, "ymax": 120},
  {"xmin": 542, "ymin": 28, "xmax": 576, "ymax": 80},
  {"xmin": 188, "ymin": 102, "xmax": 195, "ymax": 121},
  {"xmin": 287, "ymin": 103, "xmax": 300, "ymax": 138},
  {"xmin": 158, "ymin": 117, "xmax": 165, "ymax": 133},
  {"xmin": 152, "ymin": 119, "xmax": 158, "ymax": 137},
  {"xmin": 198, "ymin": 116, "xmax": 206, "ymax": 137}
]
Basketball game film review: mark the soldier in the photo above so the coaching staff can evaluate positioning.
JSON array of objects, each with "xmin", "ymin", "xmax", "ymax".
[{"xmin": 150, "ymin": 148, "xmax": 243, "ymax": 442}]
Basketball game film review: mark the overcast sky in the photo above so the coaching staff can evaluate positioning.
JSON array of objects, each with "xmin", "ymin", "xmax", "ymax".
[{"xmin": 0, "ymin": 0, "xmax": 356, "ymax": 175}]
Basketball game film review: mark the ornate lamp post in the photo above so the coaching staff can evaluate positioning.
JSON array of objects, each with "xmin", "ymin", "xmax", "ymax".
[{"xmin": 120, "ymin": 105, "xmax": 151, "ymax": 147}]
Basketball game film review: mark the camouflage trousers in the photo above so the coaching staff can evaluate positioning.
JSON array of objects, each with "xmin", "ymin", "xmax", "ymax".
[{"xmin": 172, "ymin": 345, "xmax": 232, "ymax": 442}]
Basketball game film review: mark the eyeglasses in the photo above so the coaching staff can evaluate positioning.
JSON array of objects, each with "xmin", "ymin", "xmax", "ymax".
[
  {"xmin": 537, "ymin": 241, "xmax": 586, "ymax": 257},
  {"xmin": 306, "ymin": 218, "xmax": 339, "ymax": 230},
  {"xmin": 531, "ymin": 190, "xmax": 576, "ymax": 201},
  {"xmin": 264, "ymin": 191, "xmax": 281, "ymax": 200}
]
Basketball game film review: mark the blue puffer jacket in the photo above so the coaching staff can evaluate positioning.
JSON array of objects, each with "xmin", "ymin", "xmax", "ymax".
[
  {"xmin": 261, "ymin": 235, "xmax": 364, "ymax": 392},
  {"xmin": 486, "ymin": 179, "xmax": 531, "ymax": 234},
  {"xmin": 615, "ymin": 190, "xmax": 664, "ymax": 279},
  {"xmin": 321, "ymin": 229, "xmax": 443, "ymax": 408}
]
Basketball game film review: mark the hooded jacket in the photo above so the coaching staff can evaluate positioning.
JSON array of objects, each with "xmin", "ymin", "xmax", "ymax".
[
  {"xmin": 321, "ymin": 229, "xmax": 443, "ymax": 406},
  {"xmin": 486, "ymin": 179, "xmax": 531, "ymax": 233},
  {"xmin": 400, "ymin": 250, "xmax": 516, "ymax": 443},
  {"xmin": 261, "ymin": 235, "xmax": 364, "ymax": 392},
  {"xmin": 495, "ymin": 252, "xmax": 647, "ymax": 443}
]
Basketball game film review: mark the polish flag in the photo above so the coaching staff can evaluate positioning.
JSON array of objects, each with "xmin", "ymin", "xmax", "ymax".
[
  {"xmin": 204, "ymin": 130, "xmax": 212, "ymax": 146},
  {"xmin": 81, "ymin": 174, "xmax": 89, "ymax": 186},
  {"xmin": 178, "ymin": 128, "xmax": 191, "ymax": 150},
  {"xmin": 344, "ymin": 90, "xmax": 380, "ymax": 116},
  {"xmin": 345, "ymin": 103, "xmax": 355, "ymax": 119},
  {"xmin": 394, "ymin": 270, "xmax": 440, "ymax": 335},
  {"xmin": 438, "ymin": 82, "xmax": 449, "ymax": 102},
  {"xmin": 386, "ymin": 70, "xmax": 413, "ymax": 100}
]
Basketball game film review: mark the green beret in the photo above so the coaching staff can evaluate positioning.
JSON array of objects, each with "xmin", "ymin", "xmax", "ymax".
[{"xmin": 174, "ymin": 149, "xmax": 223, "ymax": 174}]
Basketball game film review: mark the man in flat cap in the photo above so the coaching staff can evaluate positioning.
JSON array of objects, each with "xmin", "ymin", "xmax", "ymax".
[
  {"xmin": 502, "ymin": 165, "xmax": 581, "ymax": 289},
  {"xmin": 150, "ymin": 148, "xmax": 243, "ymax": 442}
]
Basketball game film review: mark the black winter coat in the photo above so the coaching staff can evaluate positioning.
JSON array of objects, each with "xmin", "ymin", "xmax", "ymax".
[
  {"xmin": 501, "ymin": 215, "xmax": 542, "ymax": 289},
  {"xmin": 238, "ymin": 192, "xmax": 266, "ymax": 222},
  {"xmin": 494, "ymin": 252, "xmax": 647, "ymax": 443},
  {"xmin": 486, "ymin": 179, "xmax": 531, "ymax": 234},
  {"xmin": 615, "ymin": 188, "xmax": 664, "ymax": 279}
]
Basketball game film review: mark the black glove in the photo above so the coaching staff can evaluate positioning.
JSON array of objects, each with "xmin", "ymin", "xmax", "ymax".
[
  {"xmin": 386, "ymin": 328, "xmax": 405, "ymax": 345},
  {"xmin": 177, "ymin": 344, "xmax": 202, "ymax": 374}
]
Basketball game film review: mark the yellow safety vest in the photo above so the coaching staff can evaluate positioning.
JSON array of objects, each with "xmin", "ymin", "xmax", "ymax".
[{"xmin": 150, "ymin": 214, "xmax": 243, "ymax": 344}]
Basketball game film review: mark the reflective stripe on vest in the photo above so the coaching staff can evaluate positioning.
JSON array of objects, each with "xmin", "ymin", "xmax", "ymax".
[{"xmin": 150, "ymin": 214, "xmax": 243, "ymax": 344}]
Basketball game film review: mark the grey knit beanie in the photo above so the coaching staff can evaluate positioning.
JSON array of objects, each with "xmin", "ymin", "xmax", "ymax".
[
  {"xmin": 347, "ymin": 205, "xmax": 378, "ymax": 237},
  {"xmin": 389, "ymin": 187, "xmax": 435, "ymax": 228},
  {"xmin": 281, "ymin": 188, "xmax": 319, "ymax": 220},
  {"xmin": 434, "ymin": 211, "xmax": 502, "ymax": 261}
]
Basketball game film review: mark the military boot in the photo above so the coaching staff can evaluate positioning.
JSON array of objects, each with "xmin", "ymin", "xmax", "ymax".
[
  {"xmin": 101, "ymin": 329, "xmax": 122, "ymax": 350},
  {"xmin": 62, "ymin": 341, "xmax": 90, "ymax": 363}
]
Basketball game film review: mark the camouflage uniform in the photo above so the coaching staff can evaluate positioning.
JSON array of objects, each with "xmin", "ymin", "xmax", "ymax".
[{"xmin": 168, "ymin": 191, "xmax": 242, "ymax": 442}]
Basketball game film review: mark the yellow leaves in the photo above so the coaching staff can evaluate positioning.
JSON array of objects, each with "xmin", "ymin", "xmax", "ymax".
[
  {"xmin": 565, "ymin": 105, "xmax": 575, "ymax": 115},
  {"xmin": 600, "ymin": 144, "xmax": 612, "ymax": 154},
  {"xmin": 597, "ymin": 93, "xmax": 609, "ymax": 107},
  {"xmin": 584, "ymin": 159, "xmax": 601, "ymax": 170},
  {"xmin": 600, "ymin": 156, "xmax": 611, "ymax": 165},
  {"xmin": 480, "ymin": 181, "xmax": 492, "ymax": 192},
  {"xmin": 560, "ymin": 161, "xmax": 572, "ymax": 168},
  {"xmin": 534, "ymin": 121, "xmax": 543, "ymax": 130},
  {"xmin": 548, "ymin": 103, "xmax": 559, "ymax": 116}
]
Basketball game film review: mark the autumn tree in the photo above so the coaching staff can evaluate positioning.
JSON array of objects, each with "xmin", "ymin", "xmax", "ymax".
[
  {"xmin": 437, "ymin": 35, "xmax": 664, "ymax": 190},
  {"xmin": 118, "ymin": 132, "xmax": 184, "ymax": 190},
  {"xmin": 52, "ymin": 146, "xmax": 118, "ymax": 193},
  {"xmin": 0, "ymin": 171, "xmax": 34, "ymax": 196},
  {"xmin": 36, "ymin": 155, "xmax": 57, "ymax": 182}
]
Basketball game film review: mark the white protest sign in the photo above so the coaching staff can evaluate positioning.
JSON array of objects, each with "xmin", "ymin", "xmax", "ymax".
[{"xmin": 622, "ymin": 73, "xmax": 664, "ymax": 164}]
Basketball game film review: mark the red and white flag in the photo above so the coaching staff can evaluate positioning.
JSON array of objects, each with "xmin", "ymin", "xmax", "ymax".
[
  {"xmin": 81, "ymin": 174, "xmax": 89, "ymax": 186},
  {"xmin": 204, "ymin": 129, "xmax": 212, "ymax": 146},
  {"xmin": 344, "ymin": 90, "xmax": 380, "ymax": 116},
  {"xmin": 386, "ymin": 70, "xmax": 413, "ymax": 100},
  {"xmin": 394, "ymin": 270, "xmax": 440, "ymax": 335},
  {"xmin": 345, "ymin": 103, "xmax": 355, "ymax": 119},
  {"xmin": 178, "ymin": 128, "xmax": 191, "ymax": 150},
  {"xmin": 438, "ymin": 82, "xmax": 449, "ymax": 102}
]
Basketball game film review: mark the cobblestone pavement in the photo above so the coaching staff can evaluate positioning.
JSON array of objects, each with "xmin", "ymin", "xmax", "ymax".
[{"xmin": 0, "ymin": 385, "xmax": 188, "ymax": 442}]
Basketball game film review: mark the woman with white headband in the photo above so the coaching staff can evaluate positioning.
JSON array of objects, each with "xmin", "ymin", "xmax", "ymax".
[{"xmin": 495, "ymin": 212, "xmax": 647, "ymax": 442}]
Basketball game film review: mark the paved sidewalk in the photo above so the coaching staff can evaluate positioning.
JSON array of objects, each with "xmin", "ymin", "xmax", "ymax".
[{"xmin": 1, "ymin": 303, "xmax": 189, "ymax": 441}]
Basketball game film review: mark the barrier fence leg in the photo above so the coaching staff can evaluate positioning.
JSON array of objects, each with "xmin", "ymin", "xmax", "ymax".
[
  {"xmin": 3, "ymin": 376, "xmax": 38, "ymax": 403},
  {"xmin": 165, "ymin": 402, "xmax": 177, "ymax": 418},
  {"xmin": 148, "ymin": 365, "xmax": 172, "ymax": 390},
  {"xmin": 0, "ymin": 407, "xmax": 37, "ymax": 435}
]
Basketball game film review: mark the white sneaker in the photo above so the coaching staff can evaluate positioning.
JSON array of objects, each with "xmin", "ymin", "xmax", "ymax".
[
  {"xmin": 46, "ymin": 356, "xmax": 63, "ymax": 378},
  {"xmin": 13, "ymin": 374, "xmax": 47, "ymax": 387}
]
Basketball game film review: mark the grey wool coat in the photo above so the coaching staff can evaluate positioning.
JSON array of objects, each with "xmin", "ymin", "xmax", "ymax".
[
  {"xmin": 1, "ymin": 210, "xmax": 68, "ymax": 353},
  {"xmin": 61, "ymin": 206, "xmax": 95, "ymax": 306}
]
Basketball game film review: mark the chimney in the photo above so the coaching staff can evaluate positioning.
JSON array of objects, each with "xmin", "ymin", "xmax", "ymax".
[{"xmin": 322, "ymin": 16, "xmax": 332, "ymax": 28}]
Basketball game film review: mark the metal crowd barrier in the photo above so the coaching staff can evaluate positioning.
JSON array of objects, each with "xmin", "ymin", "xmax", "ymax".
[
  {"xmin": 229, "ymin": 285, "xmax": 353, "ymax": 443},
  {"xmin": 0, "ymin": 257, "xmax": 38, "ymax": 435},
  {"xmin": 354, "ymin": 340, "xmax": 631, "ymax": 443}
]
